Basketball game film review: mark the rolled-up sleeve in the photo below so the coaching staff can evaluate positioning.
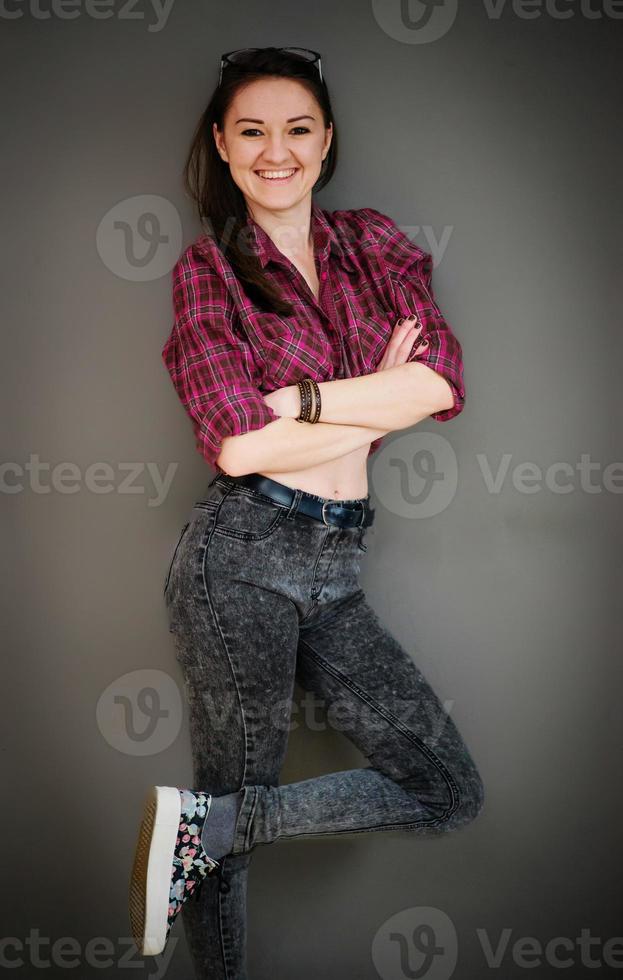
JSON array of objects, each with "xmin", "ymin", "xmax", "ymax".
[
  {"xmin": 358, "ymin": 208, "xmax": 466, "ymax": 421},
  {"xmin": 162, "ymin": 243, "xmax": 280, "ymax": 470}
]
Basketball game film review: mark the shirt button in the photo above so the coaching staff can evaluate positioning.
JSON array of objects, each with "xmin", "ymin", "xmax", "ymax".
[{"xmin": 321, "ymin": 271, "xmax": 328, "ymax": 280}]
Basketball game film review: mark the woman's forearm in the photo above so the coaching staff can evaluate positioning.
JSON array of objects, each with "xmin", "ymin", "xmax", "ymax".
[
  {"xmin": 217, "ymin": 361, "xmax": 456, "ymax": 476},
  {"xmin": 314, "ymin": 362, "xmax": 455, "ymax": 429},
  {"xmin": 217, "ymin": 416, "xmax": 390, "ymax": 477}
]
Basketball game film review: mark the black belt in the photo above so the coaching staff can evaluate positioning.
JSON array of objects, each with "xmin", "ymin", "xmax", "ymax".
[{"xmin": 215, "ymin": 472, "xmax": 375, "ymax": 528}]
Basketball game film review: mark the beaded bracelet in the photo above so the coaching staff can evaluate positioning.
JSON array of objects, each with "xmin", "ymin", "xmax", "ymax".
[
  {"xmin": 308, "ymin": 378, "xmax": 321, "ymax": 423},
  {"xmin": 295, "ymin": 379, "xmax": 311, "ymax": 422},
  {"xmin": 295, "ymin": 377, "xmax": 322, "ymax": 423}
]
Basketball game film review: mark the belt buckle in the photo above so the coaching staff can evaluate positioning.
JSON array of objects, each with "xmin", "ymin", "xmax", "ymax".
[
  {"xmin": 321, "ymin": 500, "xmax": 366, "ymax": 527},
  {"xmin": 321, "ymin": 501, "xmax": 333, "ymax": 526}
]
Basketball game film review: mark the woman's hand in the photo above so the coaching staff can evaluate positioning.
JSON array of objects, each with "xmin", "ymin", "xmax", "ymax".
[
  {"xmin": 376, "ymin": 314, "xmax": 429, "ymax": 371},
  {"xmin": 262, "ymin": 384, "xmax": 300, "ymax": 418}
]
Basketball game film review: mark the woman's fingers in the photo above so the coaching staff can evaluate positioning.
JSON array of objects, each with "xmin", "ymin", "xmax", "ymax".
[
  {"xmin": 396, "ymin": 315, "xmax": 420, "ymax": 331},
  {"xmin": 396, "ymin": 315, "xmax": 422, "ymax": 342},
  {"xmin": 396, "ymin": 316, "xmax": 427, "ymax": 358},
  {"xmin": 377, "ymin": 315, "xmax": 428, "ymax": 370}
]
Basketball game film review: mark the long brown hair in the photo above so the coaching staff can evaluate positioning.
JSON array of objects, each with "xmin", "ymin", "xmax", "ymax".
[{"xmin": 181, "ymin": 47, "xmax": 338, "ymax": 316}]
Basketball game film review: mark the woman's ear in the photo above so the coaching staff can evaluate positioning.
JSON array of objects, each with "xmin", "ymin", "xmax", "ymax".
[
  {"xmin": 322, "ymin": 121, "xmax": 333, "ymax": 161},
  {"xmin": 213, "ymin": 122, "xmax": 229, "ymax": 163}
]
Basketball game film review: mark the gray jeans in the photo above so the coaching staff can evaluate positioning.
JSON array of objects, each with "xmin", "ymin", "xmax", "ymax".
[{"xmin": 164, "ymin": 473, "xmax": 485, "ymax": 979}]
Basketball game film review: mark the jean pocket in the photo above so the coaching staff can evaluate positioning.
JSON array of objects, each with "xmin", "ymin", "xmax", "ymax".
[
  {"xmin": 357, "ymin": 525, "xmax": 369, "ymax": 552},
  {"xmin": 211, "ymin": 489, "xmax": 287, "ymax": 541},
  {"xmin": 163, "ymin": 521, "xmax": 191, "ymax": 597}
]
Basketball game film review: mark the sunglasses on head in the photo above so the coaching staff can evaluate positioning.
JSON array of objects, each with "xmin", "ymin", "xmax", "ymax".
[{"xmin": 218, "ymin": 47, "xmax": 323, "ymax": 87}]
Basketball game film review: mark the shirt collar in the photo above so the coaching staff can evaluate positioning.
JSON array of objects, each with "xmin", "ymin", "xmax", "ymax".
[{"xmin": 244, "ymin": 200, "xmax": 357, "ymax": 274}]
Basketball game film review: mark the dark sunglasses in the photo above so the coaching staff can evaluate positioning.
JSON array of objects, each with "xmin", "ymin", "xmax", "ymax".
[{"xmin": 218, "ymin": 47, "xmax": 323, "ymax": 87}]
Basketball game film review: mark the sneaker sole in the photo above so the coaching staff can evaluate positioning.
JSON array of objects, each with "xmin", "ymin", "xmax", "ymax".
[{"xmin": 129, "ymin": 785, "xmax": 181, "ymax": 956}]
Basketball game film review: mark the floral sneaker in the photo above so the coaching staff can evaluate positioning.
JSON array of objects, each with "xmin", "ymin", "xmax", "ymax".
[{"xmin": 128, "ymin": 785, "xmax": 230, "ymax": 956}]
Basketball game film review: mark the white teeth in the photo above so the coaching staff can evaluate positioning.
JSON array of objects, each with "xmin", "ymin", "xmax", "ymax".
[{"xmin": 256, "ymin": 168, "xmax": 297, "ymax": 179}]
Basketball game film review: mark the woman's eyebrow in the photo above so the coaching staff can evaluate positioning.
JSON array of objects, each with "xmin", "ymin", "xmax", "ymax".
[{"xmin": 234, "ymin": 115, "xmax": 316, "ymax": 125}]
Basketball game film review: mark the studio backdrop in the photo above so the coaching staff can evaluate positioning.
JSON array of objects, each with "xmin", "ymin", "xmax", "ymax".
[{"xmin": 1, "ymin": 1, "xmax": 621, "ymax": 978}]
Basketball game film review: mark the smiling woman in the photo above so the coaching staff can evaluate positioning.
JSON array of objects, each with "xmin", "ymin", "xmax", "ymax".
[
  {"xmin": 161, "ymin": 58, "xmax": 464, "ymax": 491},
  {"xmin": 211, "ymin": 80, "xmax": 334, "ymax": 277},
  {"xmin": 128, "ymin": 45, "xmax": 482, "ymax": 980}
]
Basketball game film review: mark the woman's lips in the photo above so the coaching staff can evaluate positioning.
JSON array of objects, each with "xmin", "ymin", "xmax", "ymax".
[{"xmin": 254, "ymin": 168, "xmax": 299, "ymax": 184}]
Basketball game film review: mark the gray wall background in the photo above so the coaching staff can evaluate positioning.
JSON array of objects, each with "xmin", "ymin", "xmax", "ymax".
[{"xmin": 2, "ymin": 1, "xmax": 622, "ymax": 978}]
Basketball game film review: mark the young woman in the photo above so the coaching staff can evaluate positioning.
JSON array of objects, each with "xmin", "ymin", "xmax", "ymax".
[{"xmin": 129, "ymin": 46, "xmax": 484, "ymax": 978}]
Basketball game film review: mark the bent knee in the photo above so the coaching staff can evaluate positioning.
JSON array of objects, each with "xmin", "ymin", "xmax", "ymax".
[
  {"xmin": 451, "ymin": 769, "xmax": 485, "ymax": 827},
  {"xmin": 425, "ymin": 768, "xmax": 485, "ymax": 830}
]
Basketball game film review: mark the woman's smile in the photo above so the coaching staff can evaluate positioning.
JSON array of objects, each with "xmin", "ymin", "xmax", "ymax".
[{"xmin": 254, "ymin": 166, "xmax": 300, "ymax": 183}]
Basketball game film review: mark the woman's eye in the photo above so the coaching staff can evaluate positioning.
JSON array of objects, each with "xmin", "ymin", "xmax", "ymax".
[{"xmin": 240, "ymin": 127, "xmax": 311, "ymax": 137}]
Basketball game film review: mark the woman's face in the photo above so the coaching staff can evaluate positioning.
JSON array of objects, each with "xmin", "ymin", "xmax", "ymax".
[{"xmin": 213, "ymin": 77, "xmax": 333, "ymax": 217}]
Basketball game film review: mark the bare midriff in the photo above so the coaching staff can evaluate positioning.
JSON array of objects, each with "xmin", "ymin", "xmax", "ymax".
[{"xmin": 257, "ymin": 442, "xmax": 371, "ymax": 501}]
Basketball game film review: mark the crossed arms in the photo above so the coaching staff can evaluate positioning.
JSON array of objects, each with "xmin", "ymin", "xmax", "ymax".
[
  {"xmin": 165, "ymin": 217, "xmax": 466, "ymax": 476},
  {"xmin": 217, "ymin": 359, "xmax": 456, "ymax": 477}
]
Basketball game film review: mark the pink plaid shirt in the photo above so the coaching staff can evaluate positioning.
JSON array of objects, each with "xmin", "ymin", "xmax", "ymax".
[{"xmin": 162, "ymin": 201, "xmax": 465, "ymax": 472}]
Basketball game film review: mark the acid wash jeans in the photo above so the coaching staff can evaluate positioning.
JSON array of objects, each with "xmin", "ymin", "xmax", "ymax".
[{"xmin": 163, "ymin": 472, "xmax": 485, "ymax": 980}]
